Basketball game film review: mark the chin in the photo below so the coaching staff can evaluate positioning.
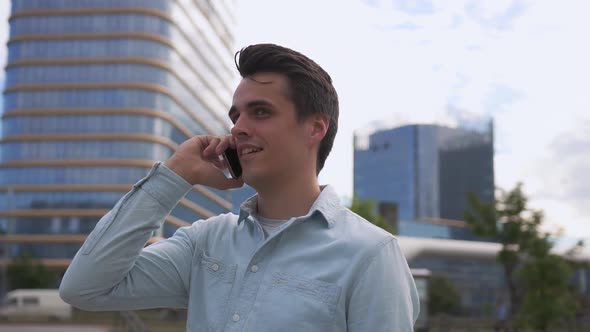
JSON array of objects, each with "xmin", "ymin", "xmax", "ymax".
[
  {"xmin": 241, "ymin": 169, "xmax": 273, "ymax": 190},
  {"xmin": 240, "ymin": 170, "xmax": 258, "ymax": 186}
]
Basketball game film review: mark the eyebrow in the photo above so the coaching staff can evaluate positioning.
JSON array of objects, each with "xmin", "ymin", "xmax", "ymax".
[{"xmin": 228, "ymin": 99, "xmax": 275, "ymax": 119}]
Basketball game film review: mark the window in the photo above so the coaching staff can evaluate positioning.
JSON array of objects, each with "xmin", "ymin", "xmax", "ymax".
[
  {"xmin": 68, "ymin": 217, "xmax": 81, "ymax": 233},
  {"xmin": 3, "ymin": 297, "xmax": 18, "ymax": 307},
  {"xmin": 50, "ymin": 217, "xmax": 62, "ymax": 233},
  {"xmin": 22, "ymin": 297, "xmax": 39, "ymax": 306}
]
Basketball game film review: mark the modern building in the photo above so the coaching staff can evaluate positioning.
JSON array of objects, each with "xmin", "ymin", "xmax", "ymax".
[
  {"xmin": 399, "ymin": 236, "xmax": 590, "ymax": 316},
  {"xmin": 353, "ymin": 121, "xmax": 499, "ymax": 315},
  {"xmin": 0, "ymin": 0, "xmax": 238, "ymax": 284},
  {"xmin": 400, "ymin": 236, "xmax": 505, "ymax": 315},
  {"xmin": 353, "ymin": 121, "xmax": 495, "ymax": 240}
]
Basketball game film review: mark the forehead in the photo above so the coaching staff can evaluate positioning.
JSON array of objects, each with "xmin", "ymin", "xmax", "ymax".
[{"xmin": 232, "ymin": 72, "xmax": 291, "ymax": 106}]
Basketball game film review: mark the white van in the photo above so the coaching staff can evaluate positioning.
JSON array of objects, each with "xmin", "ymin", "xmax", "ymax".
[{"xmin": 0, "ymin": 289, "xmax": 72, "ymax": 321}]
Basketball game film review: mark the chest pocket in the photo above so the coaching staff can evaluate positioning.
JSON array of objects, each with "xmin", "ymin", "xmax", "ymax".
[
  {"xmin": 189, "ymin": 252, "xmax": 237, "ymax": 330},
  {"xmin": 254, "ymin": 272, "xmax": 342, "ymax": 331}
]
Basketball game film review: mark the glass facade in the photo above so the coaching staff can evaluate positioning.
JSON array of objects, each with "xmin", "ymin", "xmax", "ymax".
[
  {"xmin": 5, "ymin": 89, "xmax": 212, "ymax": 135},
  {"xmin": 353, "ymin": 123, "xmax": 495, "ymax": 240},
  {"xmin": 353, "ymin": 126, "xmax": 416, "ymax": 221},
  {"xmin": 10, "ymin": 14, "xmax": 174, "ymax": 36},
  {"xmin": 398, "ymin": 220, "xmax": 483, "ymax": 241},
  {"xmin": 437, "ymin": 126, "xmax": 495, "ymax": 220},
  {"xmin": 1, "ymin": 0, "xmax": 237, "ymax": 269},
  {"xmin": 0, "ymin": 167, "xmax": 151, "ymax": 185},
  {"xmin": 0, "ymin": 191, "xmax": 125, "ymax": 211},
  {"xmin": 7, "ymin": 216, "xmax": 101, "ymax": 235},
  {"xmin": 410, "ymin": 254, "xmax": 505, "ymax": 316},
  {"xmin": 8, "ymin": 39, "xmax": 171, "ymax": 61},
  {"xmin": 2, "ymin": 141, "xmax": 174, "ymax": 161},
  {"xmin": 3, "ymin": 115, "xmax": 188, "ymax": 144}
]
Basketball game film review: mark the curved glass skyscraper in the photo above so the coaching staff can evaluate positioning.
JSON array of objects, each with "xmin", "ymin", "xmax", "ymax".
[{"xmin": 1, "ymin": 0, "xmax": 237, "ymax": 272}]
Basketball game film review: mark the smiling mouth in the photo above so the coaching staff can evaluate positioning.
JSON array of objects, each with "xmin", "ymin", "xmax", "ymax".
[{"xmin": 240, "ymin": 147, "xmax": 263, "ymax": 156}]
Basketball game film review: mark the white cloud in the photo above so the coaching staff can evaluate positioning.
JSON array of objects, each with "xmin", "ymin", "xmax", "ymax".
[
  {"xmin": 0, "ymin": 0, "xmax": 586, "ymax": 240},
  {"xmin": 235, "ymin": 0, "xmax": 590, "ymax": 241},
  {"xmin": 531, "ymin": 118, "xmax": 590, "ymax": 216}
]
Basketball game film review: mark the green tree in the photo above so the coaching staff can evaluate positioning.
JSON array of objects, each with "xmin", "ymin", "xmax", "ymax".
[
  {"xmin": 465, "ymin": 183, "xmax": 580, "ymax": 330},
  {"xmin": 428, "ymin": 275, "xmax": 461, "ymax": 316},
  {"xmin": 7, "ymin": 253, "xmax": 56, "ymax": 289},
  {"xmin": 465, "ymin": 184, "xmax": 526, "ymax": 319},
  {"xmin": 349, "ymin": 196, "xmax": 396, "ymax": 234},
  {"xmin": 518, "ymin": 245, "xmax": 578, "ymax": 331}
]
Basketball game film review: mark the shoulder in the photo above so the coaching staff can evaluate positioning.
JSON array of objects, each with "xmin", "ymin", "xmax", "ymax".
[
  {"xmin": 330, "ymin": 206, "xmax": 398, "ymax": 257},
  {"xmin": 193, "ymin": 212, "xmax": 239, "ymax": 230},
  {"xmin": 201, "ymin": 212, "xmax": 240, "ymax": 227},
  {"xmin": 315, "ymin": 186, "xmax": 394, "ymax": 249},
  {"xmin": 337, "ymin": 207, "xmax": 394, "ymax": 240},
  {"xmin": 177, "ymin": 212, "xmax": 239, "ymax": 242}
]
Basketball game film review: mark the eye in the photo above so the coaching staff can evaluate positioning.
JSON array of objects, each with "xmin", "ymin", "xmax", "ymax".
[{"xmin": 254, "ymin": 108, "xmax": 269, "ymax": 117}]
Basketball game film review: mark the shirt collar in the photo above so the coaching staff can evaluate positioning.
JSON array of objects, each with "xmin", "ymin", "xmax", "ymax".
[
  {"xmin": 237, "ymin": 185, "xmax": 341, "ymax": 228},
  {"xmin": 237, "ymin": 194, "xmax": 258, "ymax": 223}
]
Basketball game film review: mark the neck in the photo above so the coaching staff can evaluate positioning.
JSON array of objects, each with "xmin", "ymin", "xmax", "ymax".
[{"xmin": 255, "ymin": 171, "xmax": 321, "ymax": 220}]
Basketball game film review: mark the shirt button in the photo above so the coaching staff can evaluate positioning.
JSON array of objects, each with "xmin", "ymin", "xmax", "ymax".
[
  {"xmin": 211, "ymin": 263, "xmax": 219, "ymax": 272},
  {"xmin": 232, "ymin": 313, "xmax": 240, "ymax": 322},
  {"xmin": 250, "ymin": 265, "xmax": 258, "ymax": 273}
]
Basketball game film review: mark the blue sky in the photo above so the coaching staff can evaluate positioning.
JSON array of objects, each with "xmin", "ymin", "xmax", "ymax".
[{"xmin": 1, "ymin": 1, "xmax": 589, "ymax": 242}]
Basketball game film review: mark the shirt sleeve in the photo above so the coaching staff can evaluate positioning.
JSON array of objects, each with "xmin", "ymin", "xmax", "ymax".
[
  {"xmin": 346, "ymin": 238, "xmax": 420, "ymax": 332},
  {"xmin": 59, "ymin": 162, "xmax": 196, "ymax": 311}
]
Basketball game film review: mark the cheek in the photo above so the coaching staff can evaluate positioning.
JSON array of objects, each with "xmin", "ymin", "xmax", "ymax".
[
  {"xmin": 267, "ymin": 137, "xmax": 295, "ymax": 163},
  {"xmin": 263, "ymin": 123, "xmax": 307, "ymax": 158}
]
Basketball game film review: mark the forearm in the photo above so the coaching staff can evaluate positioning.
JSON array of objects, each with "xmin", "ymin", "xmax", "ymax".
[{"xmin": 59, "ymin": 162, "xmax": 193, "ymax": 310}]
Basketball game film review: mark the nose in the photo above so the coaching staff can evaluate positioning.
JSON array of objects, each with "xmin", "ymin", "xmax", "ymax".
[{"xmin": 230, "ymin": 115, "xmax": 251, "ymax": 138}]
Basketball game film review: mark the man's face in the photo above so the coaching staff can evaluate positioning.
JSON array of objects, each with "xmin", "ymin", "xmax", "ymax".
[{"xmin": 229, "ymin": 72, "xmax": 315, "ymax": 187}]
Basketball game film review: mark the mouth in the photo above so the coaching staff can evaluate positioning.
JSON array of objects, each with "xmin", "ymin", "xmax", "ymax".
[{"xmin": 239, "ymin": 147, "xmax": 263, "ymax": 156}]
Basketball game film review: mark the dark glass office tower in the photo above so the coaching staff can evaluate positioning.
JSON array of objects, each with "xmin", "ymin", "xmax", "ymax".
[
  {"xmin": 353, "ymin": 121, "xmax": 495, "ymax": 240},
  {"xmin": 0, "ymin": 0, "xmax": 237, "ymax": 273}
]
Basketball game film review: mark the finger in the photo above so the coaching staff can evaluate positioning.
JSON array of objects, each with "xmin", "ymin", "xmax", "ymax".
[
  {"xmin": 227, "ymin": 135, "xmax": 237, "ymax": 149},
  {"xmin": 215, "ymin": 136, "xmax": 233, "ymax": 155},
  {"xmin": 202, "ymin": 137, "xmax": 220, "ymax": 155}
]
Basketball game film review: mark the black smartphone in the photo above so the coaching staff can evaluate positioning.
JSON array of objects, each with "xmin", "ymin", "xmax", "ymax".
[{"xmin": 223, "ymin": 147, "xmax": 242, "ymax": 178}]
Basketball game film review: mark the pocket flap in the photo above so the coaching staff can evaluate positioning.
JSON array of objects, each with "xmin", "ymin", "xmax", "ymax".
[{"xmin": 271, "ymin": 272, "xmax": 341, "ymax": 306}]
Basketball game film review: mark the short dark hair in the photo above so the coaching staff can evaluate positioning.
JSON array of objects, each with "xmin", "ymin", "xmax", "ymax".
[{"xmin": 234, "ymin": 43, "xmax": 339, "ymax": 174}]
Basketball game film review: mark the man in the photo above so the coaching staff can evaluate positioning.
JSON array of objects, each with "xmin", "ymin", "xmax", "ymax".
[{"xmin": 60, "ymin": 44, "xmax": 419, "ymax": 331}]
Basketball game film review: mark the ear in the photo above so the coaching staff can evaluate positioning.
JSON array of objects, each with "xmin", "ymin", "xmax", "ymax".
[{"xmin": 307, "ymin": 114, "xmax": 329, "ymax": 145}]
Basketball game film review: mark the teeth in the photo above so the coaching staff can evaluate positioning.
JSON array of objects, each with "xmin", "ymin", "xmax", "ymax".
[{"xmin": 241, "ymin": 147, "xmax": 261, "ymax": 155}]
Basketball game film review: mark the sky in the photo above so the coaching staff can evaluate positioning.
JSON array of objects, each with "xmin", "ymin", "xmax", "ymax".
[
  {"xmin": 1, "ymin": 1, "xmax": 589, "ymax": 243},
  {"xmin": 234, "ymin": 0, "xmax": 590, "ymax": 245}
]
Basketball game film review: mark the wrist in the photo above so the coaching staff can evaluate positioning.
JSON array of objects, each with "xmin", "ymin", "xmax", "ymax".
[{"xmin": 164, "ymin": 157, "xmax": 201, "ymax": 185}]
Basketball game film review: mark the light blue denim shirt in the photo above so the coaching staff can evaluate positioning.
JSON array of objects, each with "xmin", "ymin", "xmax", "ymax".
[{"xmin": 60, "ymin": 162, "xmax": 419, "ymax": 331}]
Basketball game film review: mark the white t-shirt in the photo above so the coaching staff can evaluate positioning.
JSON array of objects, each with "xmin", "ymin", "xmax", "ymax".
[{"xmin": 257, "ymin": 216, "xmax": 288, "ymax": 238}]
